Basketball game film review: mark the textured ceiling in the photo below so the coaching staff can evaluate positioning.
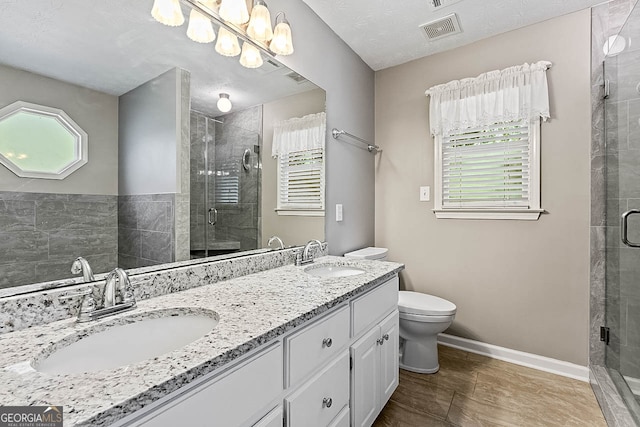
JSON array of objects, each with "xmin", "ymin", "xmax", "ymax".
[
  {"xmin": 300, "ymin": 0, "xmax": 605, "ymax": 70},
  {"xmin": 0, "ymin": 0, "xmax": 317, "ymax": 116}
]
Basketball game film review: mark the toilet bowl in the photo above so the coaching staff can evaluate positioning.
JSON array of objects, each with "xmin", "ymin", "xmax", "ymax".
[{"xmin": 398, "ymin": 291, "xmax": 456, "ymax": 374}]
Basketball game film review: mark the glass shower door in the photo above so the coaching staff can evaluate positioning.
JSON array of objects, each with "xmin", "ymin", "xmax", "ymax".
[{"xmin": 604, "ymin": 9, "xmax": 640, "ymax": 417}]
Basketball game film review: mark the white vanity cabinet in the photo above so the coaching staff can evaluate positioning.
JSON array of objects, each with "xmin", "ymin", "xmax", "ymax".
[
  {"xmin": 349, "ymin": 277, "xmax": 400, "ymax": 427},
  {"xmin": 113, "ymin": 274, "xmax": 399, "ymax": 427}
]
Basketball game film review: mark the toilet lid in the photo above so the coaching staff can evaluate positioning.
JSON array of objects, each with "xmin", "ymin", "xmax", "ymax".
[
  {"xmin": 344, "ymin": 247, "xmax": 388, "ymax": 260},
  {"xmin": 398, "ymin": 291, "xmax": 457, "ymax": 316}
]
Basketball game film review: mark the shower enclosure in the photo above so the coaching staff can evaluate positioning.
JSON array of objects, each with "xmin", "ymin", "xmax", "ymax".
[
  {"xmin": 190, "ymin": 109, "xmax": 261, "ymax": 258},
  {"xmin": 599, "ymin": 1, "xmax": 640, "ymax": 423}
]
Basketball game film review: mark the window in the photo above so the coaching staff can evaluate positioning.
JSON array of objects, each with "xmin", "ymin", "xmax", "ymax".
[
  {"xmin": 0, "ymin": 101, "xmax": 88, "ymax": 179},
  {"xmin": 277, "ymin": 147, "xmax": 324, "ymax": 214},
  {"xmin": 426, "ymin": 61, "xmax": 551, "ymax": 220},
  {"xmin": 272, "ymin": 112, "xmax": 326, "ymax": 216}
]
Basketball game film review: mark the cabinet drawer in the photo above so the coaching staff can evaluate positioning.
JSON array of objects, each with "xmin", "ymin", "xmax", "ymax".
[
  {"xmin": 285, "ymin": 352, "xmax": 349, "ymax": 427},
  {"xmin": 286, "ymin": 305, "xmax": 349, "ymax": 387},
  {"xmin": 254, "ymin": 406, "xmax": 283, "ymax": 427},
  {"xmin": 351, "ymin": 276, "xmax": 398, "ymax": 338},
  {"xmin": 126, "ymin": 343, "xmax": 283, "ymax": 427}
]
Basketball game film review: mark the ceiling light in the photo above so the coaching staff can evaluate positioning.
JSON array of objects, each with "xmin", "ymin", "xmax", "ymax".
[
  {"xmin": 270, "ymin": 12, "xmax": 294, "ymax": 56},
  {"xmin": 151, "ymin": 0, "xmax": 185, "ymax": 27},
  {"xmin": 603, "ymin": 35, "xmax": 626, "ymax": 56},
  {"xmin": 217, "ymin": 93, "xmax": 232, "ymax": 113},
  {"xmin": 187, "ymin": 1, "xmax": 216, "ymax": 43},
  {"xmin": 247, "ymin": 1, "xmax": 273, "ymax": 42},
  {"xmin": 239, "ymin": 41, "xmax": 263, "ymax": 68},
  {"xmin": 215, "ymin": 27, "xmax": 241, "ymax": 56},
  {"xmin": 219, "ymin": 0, "xmax": 249, "ymax": 25}
]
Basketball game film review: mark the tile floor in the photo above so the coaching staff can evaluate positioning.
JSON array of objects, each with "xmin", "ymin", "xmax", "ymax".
[{"xmin": 373, "ymin": 345, "xmax": 607, "ymax": 426}]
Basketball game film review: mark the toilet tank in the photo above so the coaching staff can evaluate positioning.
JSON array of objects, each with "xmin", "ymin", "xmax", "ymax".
[{"xmin": 344, "ymin": 247, "xmax": 388, "ymax": 261}]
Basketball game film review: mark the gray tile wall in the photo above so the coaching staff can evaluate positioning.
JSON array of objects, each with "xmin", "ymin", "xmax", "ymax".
[
  {"xmin": 0, "ymin": 191, "xmax": 117, "ymax": 289},
  {"xmin": 118, "ymin": 194, "xmax": 176, "ymax": 269}
]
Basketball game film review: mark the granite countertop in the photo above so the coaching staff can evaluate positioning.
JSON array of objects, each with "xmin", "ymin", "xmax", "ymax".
[{"xmin": 0, "ymin": 256, "xmax": 403, "ymax": 426}]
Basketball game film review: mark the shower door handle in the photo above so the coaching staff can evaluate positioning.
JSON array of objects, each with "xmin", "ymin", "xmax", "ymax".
[
  {"xmin": 208, "ymin": 207, "xmax": 218, "ymax": 226},
  {"xmin": 621, "ymin": 209, "xmax": 640, "ymax": 247}
]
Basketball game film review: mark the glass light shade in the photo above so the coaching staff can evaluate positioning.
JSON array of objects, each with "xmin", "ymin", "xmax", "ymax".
[
  {"xmin": 239, "ymin": 42, "xmax": 263, "ymax": 68},
  {"xmin": 270, "ymin": 21, "xmax": 293, "ymax": 55},
  {"xmin": 215, "ymin": 27, "xmax": 241, "ymax": 56},
  {"xmin": 246, "ymin": 4, "xmax": 273, "ymax": 42},
  {"xmin": 219, "ymin": 0, "xmax": 249, "ymax": 25},
  {"xmin": 151, "ymin": 0, "xmax": 185, "ymax": 27},
  {"xmin": 217, "ymin": 94, "xmax": 232, "ymax": 113},
  {"xmin": 187, "ymin": 9, "xmax": 215, "ymax": 43}
]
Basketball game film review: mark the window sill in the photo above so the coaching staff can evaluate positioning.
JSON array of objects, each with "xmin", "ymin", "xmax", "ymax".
[
  {"xmin": 433, "ymin": 209, "xmax": 544, "ymax": 220},
  {"xmin": 276, "ymin": 209, "xmax": 325, "ymax": 217}
]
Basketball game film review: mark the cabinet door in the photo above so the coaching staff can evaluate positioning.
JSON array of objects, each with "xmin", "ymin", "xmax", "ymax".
[
  {"xmin": 350, "ymin": 326, "xmax": 380, "ymax": 427},
  {"xmin": 378, "ymin": 310, "xmax": 399, "ymax": 405}
]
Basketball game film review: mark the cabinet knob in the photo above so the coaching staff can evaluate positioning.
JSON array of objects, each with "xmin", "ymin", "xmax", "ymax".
[
  {"xmin": 383, "ymin": 334, "xmax": 390, "ymax": 341},
  {"xmin": 377, "ymin": 338, "xmax": 384, "ymax": 345},
  {"xmin": 323, "ymin": 397, "xmax": 333, "ymax": 408},
  {"xmin": 322, "ymin": 338, "xmax": 333, "ymax": 348}
]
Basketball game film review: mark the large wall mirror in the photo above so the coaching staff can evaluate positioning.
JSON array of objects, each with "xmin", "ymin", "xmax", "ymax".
[{"xmin": 0, "ymin": 0, "xmax": 325, "ymax": 294}]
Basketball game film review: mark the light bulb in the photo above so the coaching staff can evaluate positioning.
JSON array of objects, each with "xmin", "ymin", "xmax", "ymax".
[
  {"xmin": 219, "ymin": 0, "xmax": 249, "ymax": 25},
  {"xmin": 151, "ymin": 0, "xmax": 185, "ymax": 27},
  {"xmin": 270, "ymin": 18, "xmax": 293, "ymax": 55},
  {"xmin": 239, "ymin": 42, "xmax": 263, "ymax": 68},
  {"xmin": 217, "ymin": 93, "xmax": 232, "ymax": 113},
  {"xmin": 187, "ymin": 9, "xmax": 215, "ymax": 43},
  {"xmin": 247, "ymin": 2, "xmax": 273, "ymax": 42},
  {"xmin": 215, "ymin": 27, "xmax": 241, "ymax": 56}
]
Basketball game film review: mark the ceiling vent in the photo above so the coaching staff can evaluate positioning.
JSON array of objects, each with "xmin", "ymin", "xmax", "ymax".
[
  {"xmin": 427, "ymin": 0, "xmax": 463, "ymax": 11},
  {"xmin": 419, "ymin": 13, "xmax": 462, "ymax": 41},
  {"xmin": 286, "ymin": 71, "xmax": 308, "ymax": 84}
]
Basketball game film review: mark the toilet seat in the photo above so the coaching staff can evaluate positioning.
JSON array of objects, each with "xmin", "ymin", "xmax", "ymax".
[{"xmin": 398, "ymin": 291, "xmax": 456, "ymax": 316}]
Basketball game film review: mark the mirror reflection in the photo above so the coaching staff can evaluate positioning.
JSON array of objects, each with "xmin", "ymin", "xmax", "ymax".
[{"xmin": 0, "ymin": 0, "xmax": 325, "ymax": 293}]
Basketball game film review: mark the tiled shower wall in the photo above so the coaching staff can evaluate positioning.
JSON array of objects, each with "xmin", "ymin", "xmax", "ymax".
[
  {"xmin": 0, "ymin": 191, "xmax": 117, "ymax": 289},
  {"xmin": 190, "ymin": 107, "xmax": 262, "ymax": 255}
]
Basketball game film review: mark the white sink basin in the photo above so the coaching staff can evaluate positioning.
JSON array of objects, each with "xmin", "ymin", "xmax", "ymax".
[
  {"xmin": 34, "ymin": 309, "xmax": 218, "ymax": 375},
  {"xmin": 305, "ymin": 264, "xmax": 365, "ymax": 278}
]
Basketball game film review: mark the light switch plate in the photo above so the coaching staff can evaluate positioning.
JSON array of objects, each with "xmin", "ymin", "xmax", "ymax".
[
  {"xmin": 336, "ymin": 204, "xmax": 343, "ymax": 221},
  {"xmin": 420, "ymin": 186, "xmax": 430, "ymax": 202}
]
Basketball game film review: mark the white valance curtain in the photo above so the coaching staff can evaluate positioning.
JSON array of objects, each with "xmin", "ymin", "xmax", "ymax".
[
  {"xmin": 425, "ymin": 61, "xmax": 552, "ymax": 136},
  {"xmin": 272, "ymin": 112, "xmax": 326, "ymax": 158}
]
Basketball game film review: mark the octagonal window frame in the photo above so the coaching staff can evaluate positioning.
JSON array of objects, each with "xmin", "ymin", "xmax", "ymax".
[{"xmin": 0, "ymin": 101, "xmax": 88, "ymax": 180}]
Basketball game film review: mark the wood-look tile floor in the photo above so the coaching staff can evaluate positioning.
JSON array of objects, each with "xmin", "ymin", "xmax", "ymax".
[{"xmin": 373, "ymin": 345, "xmax": 607, "ymax": 426}]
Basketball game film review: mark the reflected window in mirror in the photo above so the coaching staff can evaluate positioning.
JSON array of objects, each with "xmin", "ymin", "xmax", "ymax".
[
  {"xmin": 0, "ymin": 101, "xmax": 88, "ymax": 180},
  {"xmin": 272, "ymin": 112, "xmax": 325, "ymax": 217}
]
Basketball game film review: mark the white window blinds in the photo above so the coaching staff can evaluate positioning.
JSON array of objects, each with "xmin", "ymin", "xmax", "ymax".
[
  {"xmin": 442, "ymin": 120, "xmax": 531, "ymax": 208},
  {"xmin": 278, "ymin": 148, "xmax": 324, "ymax": 210}
]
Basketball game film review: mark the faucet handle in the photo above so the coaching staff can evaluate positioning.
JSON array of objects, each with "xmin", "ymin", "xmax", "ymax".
[{"xmin": 59, "ymin": 287, "xmax": 96, "ymax": 323}]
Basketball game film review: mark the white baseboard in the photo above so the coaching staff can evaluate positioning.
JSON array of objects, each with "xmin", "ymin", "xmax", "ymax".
[
  {"xmin": 437, "ymin": 333, "xmax": 590, "ymax": 382},
  {"xmin": 624, "ymin": 375, "xmax": 640, "ymax": 396}
]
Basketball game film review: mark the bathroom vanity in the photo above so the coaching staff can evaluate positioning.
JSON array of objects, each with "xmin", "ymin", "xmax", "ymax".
[{"xmin": 0, "ymin": 253, "xmax": 403, "ymax": 427}]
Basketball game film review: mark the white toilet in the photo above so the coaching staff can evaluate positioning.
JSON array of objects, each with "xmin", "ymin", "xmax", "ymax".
[
  {"xmin": 398, "ymin": 291, "xmax": 456, "ymax": 374},
  {"xmin": 344, "ymin": 247, "xmax": 457, "ymax": 374}
]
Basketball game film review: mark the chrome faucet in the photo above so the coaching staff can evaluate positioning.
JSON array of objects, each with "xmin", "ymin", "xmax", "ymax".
[
  {"xmin": 296, "ymin": 240, "xmax": 323, "ymax": 266},
  {"xmin": 71, "ymin": 257, "xmax": 94, "ymax": 282},
  {"xmin": 59, "ymin": 268, "xmax": 136, "ymax": 323},
  {"xmin": 267, "ymin": 235, "xmax": 285, "ymax": 250}
]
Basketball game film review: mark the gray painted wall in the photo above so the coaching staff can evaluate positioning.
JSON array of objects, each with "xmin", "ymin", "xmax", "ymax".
[
  {"xmin": 270, "ymin": 0, "xmax": 376, "ymax": 255},
  {"xmin": 0, "ymin": 64, "xmax": 118, "ymax": 195},
  {"xmin": 119, "ymin": 68, "xmax": 185, "ymax": 196}
]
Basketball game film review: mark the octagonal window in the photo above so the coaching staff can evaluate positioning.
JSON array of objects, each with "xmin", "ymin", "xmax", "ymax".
[{"xmin": 0, "ymin": 101, "xmax": 88, "ymax": 179}]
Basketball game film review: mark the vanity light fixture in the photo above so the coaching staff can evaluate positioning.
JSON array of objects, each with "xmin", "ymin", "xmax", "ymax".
[
  {"xmin": 215, "ymin": 26, "xmax": 241, "ymax": 56},
  {"xmin": 217, "ymin": 93, "xmax": 232, "ymax": 112},
  {"xmin": 186, "ymin": 0, "xmax": 216, "ymax": 43},
  {"xmin": 219, "ymin": 0, "xmax": 249, "ymax": 25},
  {"xmin": 151, "ymin": 0, "xmax": 185, "ymax": 26},
  {"xmin": 270, "ymin": 12, "xmax": 294, "ymax": 56},
  {"xmin": 246, "ymin": 0, "xmax": 273, "ymax": 42},
  {"xmin": 239, "ymin": 41, "xmax": 263, "ymax": 68}
]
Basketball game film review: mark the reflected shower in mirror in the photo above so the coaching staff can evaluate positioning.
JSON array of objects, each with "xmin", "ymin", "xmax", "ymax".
[{"xmin": 0, "ymin": 0, "xmax": 325, "ymax": 293}]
